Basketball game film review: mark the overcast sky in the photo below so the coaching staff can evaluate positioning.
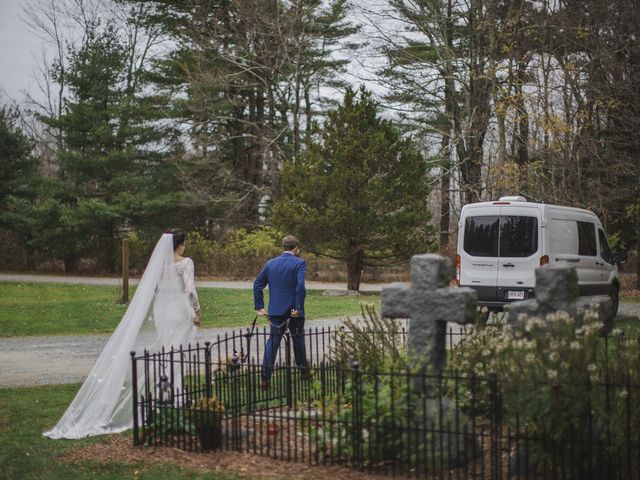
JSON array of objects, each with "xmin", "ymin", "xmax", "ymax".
[
  {"xmin": 0, "ymin": 0, "xmax": 388, "ymax": 110},
  {"xmin": 0, "ymin": 0, "xmax": 46, "ymax": 104}
]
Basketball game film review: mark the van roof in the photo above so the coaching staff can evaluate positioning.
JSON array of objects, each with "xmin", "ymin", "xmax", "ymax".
[{"xmin": 461, "ymin": 200, "xmax": 597, "ymax": 217}]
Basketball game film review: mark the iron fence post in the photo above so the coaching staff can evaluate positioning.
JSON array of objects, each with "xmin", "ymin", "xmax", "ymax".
[
  {"xmin": 625, "ymin": 374, "xmax": 632, "ymax": 479},
  {"xmin": 143, "ymin": 349, "xmax": 152, "ymax": 427},
  {"xmin": 351, "ymin": 361, "xmax": 363, "ymax": 469},
  {"xmin": 204, "ymin": 341, "xmax": 212, "ymax": 398},
  {"xmin": 244, "ymin": 327, "xmax": 254, "ymax": 411},
  {"xmin": 130, "ymin": 351, "xmax": 139, "ymax": 445},
  {"xmin": 285, "ymin": 332, "xmax": 293, "ymax": 408},
  {"xmin": 490, "ymin": 372, "xmax": 502, "ymax": 480},
  {"xmin": 231, "ymin": 359, "xmax": 242, "ymax": 450}
]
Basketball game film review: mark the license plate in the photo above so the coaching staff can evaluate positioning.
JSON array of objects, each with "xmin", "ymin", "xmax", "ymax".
[{"xmin": 507, "ymin": 290, "xmax": 525, "ymax": 300}]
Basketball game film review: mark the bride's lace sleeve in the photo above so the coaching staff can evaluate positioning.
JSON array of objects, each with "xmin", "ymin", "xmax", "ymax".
[{"xmin": 182, "ymin": 258, "xmax": 201, "ymax": 312}]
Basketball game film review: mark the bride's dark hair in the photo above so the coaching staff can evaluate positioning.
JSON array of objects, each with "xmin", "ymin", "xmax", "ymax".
[{"xmin": 165, "ymin": 228, "xmax": 186, "ymax": 251}]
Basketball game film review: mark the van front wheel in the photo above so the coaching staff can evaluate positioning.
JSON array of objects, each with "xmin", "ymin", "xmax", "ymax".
[{"xmin": 610, "ymin": 284, "xmax": 619, "ymax": 317}]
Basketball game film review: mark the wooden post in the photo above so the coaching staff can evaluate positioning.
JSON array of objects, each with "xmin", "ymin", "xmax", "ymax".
[{"xmin": 122, "ymin": 238, "xmax": 129, "ymax": 304}]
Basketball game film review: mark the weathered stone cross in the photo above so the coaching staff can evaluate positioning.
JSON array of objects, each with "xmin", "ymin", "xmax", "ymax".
[
  {"xmin": 506, "ymin": 265, "xmax": 615, "ymax": 333},
  {"xmin": 381, "ymin": 254, "xmax": 477, "ymax": 375}
]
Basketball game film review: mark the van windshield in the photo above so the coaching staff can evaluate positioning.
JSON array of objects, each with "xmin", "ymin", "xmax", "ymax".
[{"xmin": 464, "ymin": 215, "xmax": 538, "ymax": 257}]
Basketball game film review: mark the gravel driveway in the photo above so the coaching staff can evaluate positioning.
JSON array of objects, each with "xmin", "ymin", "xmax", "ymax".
[
  {"xmin": 0, "ymin": 270, "xmax": 637, "ymax": 389},
  {"xmin": 0, "ymin": 319, "xmax": 348, "ymax": 388},
  {"xmin": 2, "ymin": 304, "xmax": 638, "ymax": 388},
  {"xmin": 0, "ymin": 274, "xmax": 384, "ymax": 388}
]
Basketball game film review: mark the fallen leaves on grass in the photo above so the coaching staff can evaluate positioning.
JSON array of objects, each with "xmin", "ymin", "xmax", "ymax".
[{"xmin": 621, "ymin": 289, "xmax": 640, "ymax": 299}]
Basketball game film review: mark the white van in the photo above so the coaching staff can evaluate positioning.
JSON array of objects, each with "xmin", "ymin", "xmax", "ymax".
[{"xmin": 456, "ymin": 196, "xmax": 620, "ymax": 314}]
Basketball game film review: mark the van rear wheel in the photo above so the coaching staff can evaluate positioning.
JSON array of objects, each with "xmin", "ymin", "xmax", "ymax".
[{"xmin": 610, "ymin": 284, "xmax": 619, "ymax": 317}]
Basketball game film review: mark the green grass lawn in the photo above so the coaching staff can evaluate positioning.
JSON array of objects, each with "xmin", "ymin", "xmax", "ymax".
[
  {"xmin": 0, "ymin": 282, "xmax": 378, "ymax": 337},
  {"xmin": 615, "ymin": 316, "xmax": 640, "ymax": 336},
  {"xmin": 0, "ymin": 384, "xmax": 246, "ymax": 480}
]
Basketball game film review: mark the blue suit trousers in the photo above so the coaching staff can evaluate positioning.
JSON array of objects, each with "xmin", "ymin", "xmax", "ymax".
[{"xmin": 261, "ymin": 315, "xmax": 309, "ymax": 380}]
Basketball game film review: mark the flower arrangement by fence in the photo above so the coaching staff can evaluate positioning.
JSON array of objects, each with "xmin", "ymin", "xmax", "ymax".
[
  {"xmin": 131, "ymin": 310, "xmax": 640, "ymax": 480},
  {"xmin": 191, "ymin": 397, "xmax": 225, "ymax": 450}
]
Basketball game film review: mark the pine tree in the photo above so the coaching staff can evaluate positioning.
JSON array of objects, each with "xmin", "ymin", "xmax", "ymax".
[
  {"xmin": 272, "ymin": 87, "xmax": 434, "ymax": 291},
  {"xmin": 0, "ymin": 106, "xmax": 39, "ymax": 267},
  {"xmin": 39, "ymin": 23, "xmax": 180, "ymax": 272},
  {"xmin": 133, "ymin": 0, "xmax": 358, "ymax": 226},
  {"xmin": 0, "ymin": 107, "xmax": 36, "ymax": 206}
]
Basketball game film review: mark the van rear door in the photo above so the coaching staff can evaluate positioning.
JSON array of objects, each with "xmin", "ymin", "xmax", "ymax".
[
  {"xmin": 496, "ymin": 206, "xmax": 541, "ymax": 301},
  {"xmin": 460, "ymin": 213, "xmax": 500, "ymax": 302}
]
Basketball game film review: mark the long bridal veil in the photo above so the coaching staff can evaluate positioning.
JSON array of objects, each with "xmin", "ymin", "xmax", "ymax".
[{"xmin": 44, "ymin": 233, "xmax": 197, "ymax": 439}]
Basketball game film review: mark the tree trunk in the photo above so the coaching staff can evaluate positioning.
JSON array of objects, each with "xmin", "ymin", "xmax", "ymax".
[
  {"xmin": 229, "ymin": 87, "xmax": 244, "ymax": 172},
  {"xmin": 346, "ymin": 248, "xmax": 364, "ymax": 291},
  {"xmin": 460, "ymin": 141, "xmax": 485, "ymax": 204},
  {"xmin": 63, "ymin": 254, "xmax": 78, "ymax": 273},
  {"xmin": 247, "ymin": 89, "xmax": 257, "ymax": 184},
  {"xmin": 439, "ymin": 0, "xmax": 453, "ymax": 256},
  {"xmin": 439, "ymin": 134, "xmax": 451, "ymax": 256},
  {"xmin": 637, "ymin": 183, "xmax": 640, "ymax": 289},
  {"xmin": 305, "ymin": 84, "xmax": 312, "ymax": 136},
  {"xmin": 496, "ymin": 106, "xmax": 507, "ymax": 166},
  {"xmin": 636, "ymin": 226, "xmax": 640, "ymax": 289},
  {"xmin": 240, "ymin": 88, "xmax": 266, "ymax": 223},
  {"xmin": 25, "ymin": 246, "xmax": 36, "ymax": 270},
  {"xmin": 102, "ymin": 224, "xmax": 117, "ymax": 273},
  {"xmin": 292, "ymin": 62, "xmax": 302, "ymax": 158},
  {"xmin": 514, "ymin": 60, "xmax": 529, "ymax": 166},
  {"xmin": 268, "ymin": 84, "xmax": 275, "ymax": 128},
  {"xmin": 459, "ymin": 0, "xmax": 492, "ymax": 205}
]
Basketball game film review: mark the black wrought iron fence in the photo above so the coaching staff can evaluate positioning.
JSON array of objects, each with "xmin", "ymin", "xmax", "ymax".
[
  {"xmin": 130, "ymin": 325, "xmax": 410, "ymax": 444},
  {"xmin": 131, "ymin": 326, "xmax": 640, "ymax": 480}
]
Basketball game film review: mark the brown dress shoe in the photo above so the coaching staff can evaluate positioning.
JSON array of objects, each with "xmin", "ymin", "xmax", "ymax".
[
  {"xmin": 260, "ymin": 378, "xmax": 270, "ymax": 390},
  {"xmin": 299, "ymin": 370, "xmax": 312, "ymax": 381}
]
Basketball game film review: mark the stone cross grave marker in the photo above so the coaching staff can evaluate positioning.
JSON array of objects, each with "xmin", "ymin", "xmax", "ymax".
[
  {"xmin": 381, "ymin": 254, "xmax": 477, "ymax": 375},
  {"xmin": 506, "ymin": 265, "xmax": 615, "ymax": 333}
]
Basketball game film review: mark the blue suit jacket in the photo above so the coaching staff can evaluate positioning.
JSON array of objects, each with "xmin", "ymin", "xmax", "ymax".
[{"xmin": 253, "ymin": 252, "xmax": 306, "ymax": 318}]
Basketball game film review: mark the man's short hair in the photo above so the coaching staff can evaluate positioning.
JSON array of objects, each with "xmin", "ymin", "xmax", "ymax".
[{"xmin": 282, "ymin": 235, "xmax": 299, "ymax": 251}]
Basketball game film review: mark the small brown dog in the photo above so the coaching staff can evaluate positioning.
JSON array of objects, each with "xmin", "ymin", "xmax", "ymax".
[{"xmin": 215, "ymin": 350, "xmax": 242, "ymax": 376}]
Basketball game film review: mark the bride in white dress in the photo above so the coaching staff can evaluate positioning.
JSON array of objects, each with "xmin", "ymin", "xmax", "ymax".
[{"xmin": 44, "ymin": 229, "xmax": 201, "ymax": 439}]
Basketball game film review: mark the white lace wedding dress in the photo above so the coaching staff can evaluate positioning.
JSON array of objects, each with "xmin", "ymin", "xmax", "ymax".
[{"xmin": 43, "ymin": 234, "xmax": 200, "ymax": 439}]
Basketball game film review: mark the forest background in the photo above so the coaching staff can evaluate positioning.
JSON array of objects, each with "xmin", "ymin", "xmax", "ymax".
[{"xmin": 1, "ymin": 0, "xmax": 638, "ymax": 291}]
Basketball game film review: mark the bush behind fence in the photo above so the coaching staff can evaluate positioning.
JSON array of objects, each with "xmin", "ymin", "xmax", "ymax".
[{"xmin": 0, "ymin": 226, "xmax": 411, "ymax": 282}]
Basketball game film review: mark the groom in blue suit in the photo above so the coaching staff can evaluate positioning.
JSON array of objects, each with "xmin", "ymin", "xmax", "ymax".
[{"xmin": 254, "ymin": 235, "xmax": 309, "ymax": 389}]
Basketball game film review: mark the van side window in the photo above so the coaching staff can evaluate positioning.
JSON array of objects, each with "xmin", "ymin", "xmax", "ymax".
[
  {"xmin": 598, "ymin": 229, "xmax": 613, "ymax": 263},
  {"xmin": 464, "ymin": 216, "xmax": 499, "ymax": 257},
  {"xmin": 549, "ymin": 218, "xmax": 578, "ymax": 254},
  {"xmin": 577, "ymin": 221, "xmax": 597, "ymax": 256},
  {"xmin": 499, "ymin": 216, "xmax": 538, "ymax": 257}
]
